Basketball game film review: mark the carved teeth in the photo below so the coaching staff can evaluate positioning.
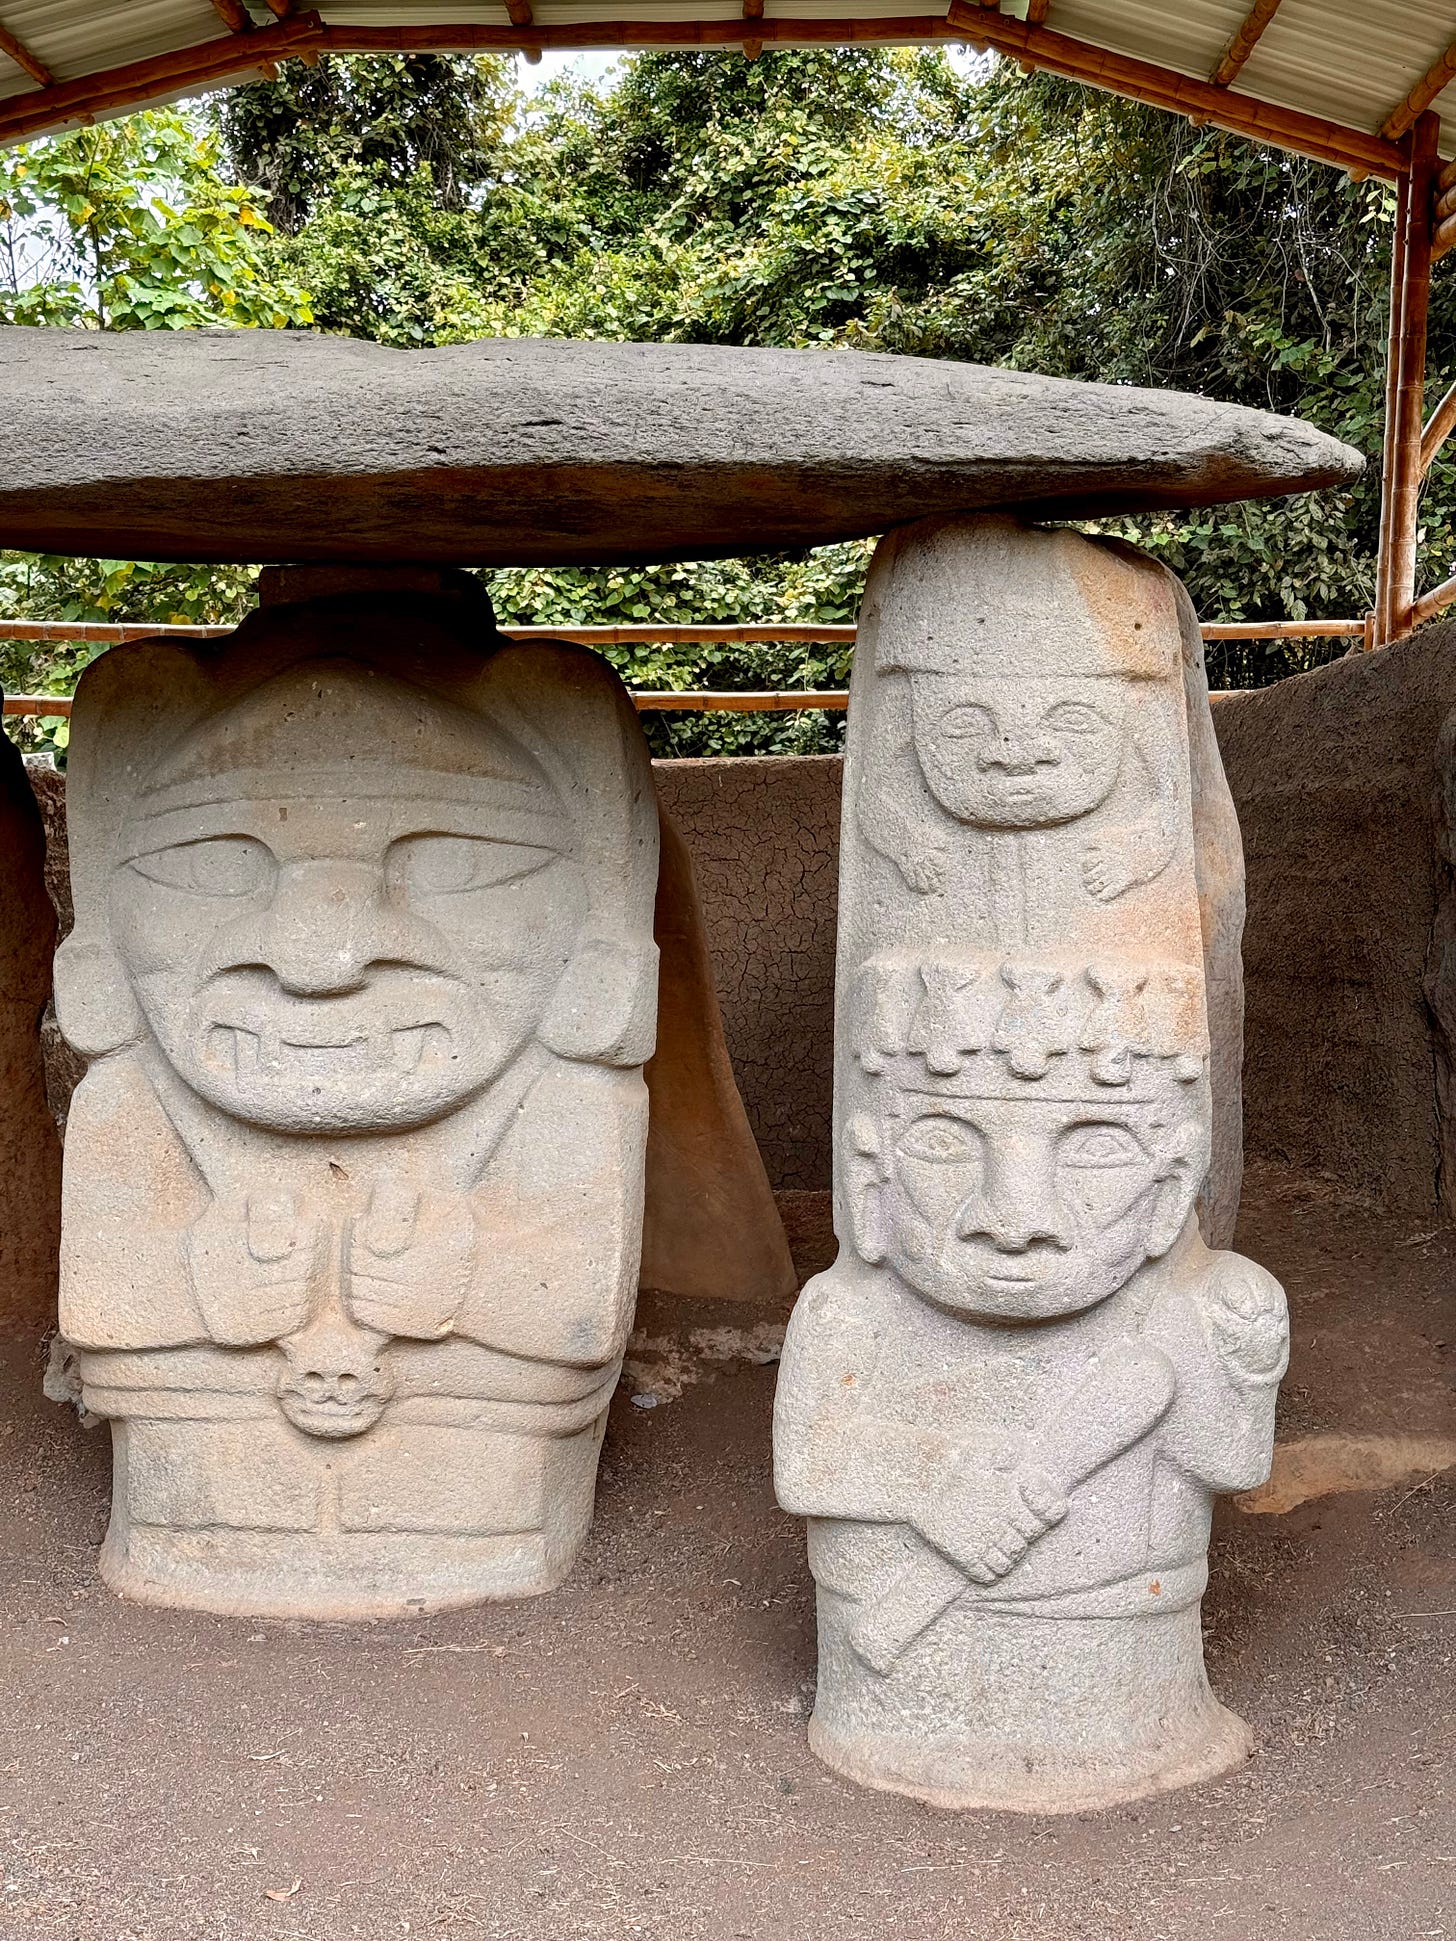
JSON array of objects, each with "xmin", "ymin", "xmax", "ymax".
[{"xmin": 210, "ymin": 1022, "xmax": 449, "ymax": 1079}]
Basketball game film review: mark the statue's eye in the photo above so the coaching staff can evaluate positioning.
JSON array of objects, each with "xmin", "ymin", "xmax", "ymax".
[
  {"xmin": 1043, "ymin": 702, "xmax": 1109, "ymax": 736},
  {"xmin": 1061, "ymin": 1124, "xmax": 1143, "ymax": 1169},
  {"xmin": 937, "ymin": 704, "xmax": 996, "ymax": 741},
  {"xmin": 899, "ymin": 1115, "xmax": 980, "ymax": 1162},
  {"xmin": 387, "ymin": 833, "xmax": 555, "ymax": 898},
  {"xmin": 131, "ymin": 835, "xmax": 273, "ymax": 897}
]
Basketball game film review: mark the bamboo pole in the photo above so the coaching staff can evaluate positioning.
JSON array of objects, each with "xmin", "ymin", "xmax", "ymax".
[
  {"xmin": 1421, "ymin": 377, "xmax": 1456, "ymax": 476},
  {"xmin": 0, "ymin": 690, "xmax": 852, "ymax": 719},
  {"xmin": 1409, "ymin": 573, "xmax": 1456, "ymax": 631},
  {"xmin": 0, "ymin": 614, "xmax": 1369, "ymax": 721},
  {"xmin": 1382, "ymin": 38, "xmax": 1456, "ymax": 142},
  {"xmin": 0, "ymin": 13, "xmax": 327, "ymax": 144},
  {"xmin": 939, "ymin": 3, "xmax": 1403, "ymax": 178},
  {"xmin": 0, "ymin": 619, "xmax": 859, "ymax": 647},
  {"xmin": 1198, "ymin": 619, "xmax": 1366, "ymax": 639},
  {"xmin": 1210, "ymin": 0, "xmax": 1284, "ymax": 90},
  {"xmin": 741, "ymin": 0, "xmax": 764, "ymax": 62},
  {"xmin": 1375, "ymin": 161, "xmax": 1412, "ymax": 643},
  {"xmin": 1376, "ymin": 114, "xmax": 1440, "ymax": 646},
  {"xmin": 0, "ymin": 615, "xmax": 1368, "ymax": 669},
  {"xmin": 0, "ymin": 20, "xmax": 53, "ymax": 87}
]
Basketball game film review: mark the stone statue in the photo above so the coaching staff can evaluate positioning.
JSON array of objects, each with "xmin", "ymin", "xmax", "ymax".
[
  {"xmin": 774, "ymin": 515, "xmax": 1287, "ymax": 1812},
  {"xmin": 54, "ymin": 580, "xmax": 659, "ymax": 1618}
]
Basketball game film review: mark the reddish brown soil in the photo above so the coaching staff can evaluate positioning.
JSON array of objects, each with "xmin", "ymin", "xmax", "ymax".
[{"xmin": 0, "ymin": 1162, "xmax": 1451, "ymax": 1941}]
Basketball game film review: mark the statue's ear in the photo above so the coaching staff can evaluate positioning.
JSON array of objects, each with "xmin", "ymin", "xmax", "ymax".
[
  {"xmin": 539, "ymin": 937, "xmax": 659, "ymax": 1068},
  {"xmin": 845, "ymin": 1112, "xmax": 888, "ymax": 1265},
  {"xmin": 1146, "ymin": 1123, "xmax": 1208, "ymax": 1260},
  {"xmin": 53, "ymin": 936, "xmax": 143, "ymax": 1058}
]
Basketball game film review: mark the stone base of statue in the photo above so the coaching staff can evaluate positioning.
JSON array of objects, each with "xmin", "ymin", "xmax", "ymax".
[
  {"xmin": 79, "ymin": 1346, "xmax": 613, "ymax": 1618},
  {"xmin": 805, "ymin": 1559, "xmax": 1251, "ymax": 1813}
]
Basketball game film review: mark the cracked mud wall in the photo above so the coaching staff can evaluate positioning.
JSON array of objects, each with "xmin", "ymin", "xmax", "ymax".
[
  {"xmin": 1212, "ymin": 623, "xmax": 1456, "ymax": 1216},
  {"xmin": 653, "ymin": 758, "xmax": 840, "ymax": 1194}
]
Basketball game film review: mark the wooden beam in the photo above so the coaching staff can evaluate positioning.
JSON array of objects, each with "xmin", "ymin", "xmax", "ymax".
[
  {"xmin": 208, "ymin": 0, "xmax": 252, "ymax": 30},
  {"xmin": 740, "ymin": 0, "xmax": 763, "ymax": 60},
  {"xmin": 0, "ymin": 18, "xmax": 54, "ymax": 88},
  {"xmin": 0, "ymin": 14, "xmax": 325, "ymax": 145},
  {"xmin": 504, "ymin": 0, "xmax": 541, "ymax": 62},
  {"xmin": 1210, "ymin": 0, "xmax": 1282, "ymax": 90},
  {"xmin": 1025, "ymin": 1, "xmax": 1049, "ymax": 24},
  {"xmin": 0, "ymin": 4, "xmax": 1408, "ymax": 175},
  {"xmin": 1382, "ymin": 38, "xmax": 1456, "ymax": 142},
  {"xmin": 262, "ymin": 0, "xmax": 297, "ymax": 16},
  {"xmin": 940, "ymin": 4, "xmax": 1403, "ymax": 178},
  {"xmin": 316, "ymin": 16, "xmax": 963, "ymax": 53},
  {"xmin": 1375, "ymin": 114, "xmax": 1440, "ymax": 646}
]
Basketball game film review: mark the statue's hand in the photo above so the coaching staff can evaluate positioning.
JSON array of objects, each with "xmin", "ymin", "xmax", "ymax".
[
  {"xmin": 188, "ymin": 1192, "xmax": 322, "ymax": 1346},
  {"xmin": 1206, "ymin": 1258, "xmax": 1289, "ymax": 1386},
  {"xmin": 897, "ymin": 847, "xmax": 946, "ymax": 896},
  {"xmin": 1080, "ymin": 833, "xmax": 1140, "ymax": 902},
  {"xmin": 921, "ymin": 1460, "xmax": 1067, "ymax": 1585},
  {"xmin": 347, "ymin": 1182, "xmax": 475, "ymax": 1339}
]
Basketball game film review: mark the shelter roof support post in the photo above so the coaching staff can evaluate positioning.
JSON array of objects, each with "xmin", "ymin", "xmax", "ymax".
[{"xmin": 1375, "ymin": 112, "xmax": 1439, "ymax": 647}]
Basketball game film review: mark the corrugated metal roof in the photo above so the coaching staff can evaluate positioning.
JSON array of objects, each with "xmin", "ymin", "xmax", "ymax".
[{"xmin": 0, "ymin": 0, "xmax": 1450, "ymax": 168}]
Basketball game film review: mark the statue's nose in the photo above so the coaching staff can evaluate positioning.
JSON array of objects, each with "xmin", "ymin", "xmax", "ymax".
[
  {"xmin": 953, "ymin": 1138, "xmax": 1072, "ymax": 1253},
  {"xmin": 978, "ymin": 734, "xmax": 1058, "ymax": 775},
  {"xmin": 261, "ymin": 861, "xmax": 387, "ymax": 996},
  {"xmin": 296, "ymin": 1366, "xmax": 370, "ymax": 1404}
]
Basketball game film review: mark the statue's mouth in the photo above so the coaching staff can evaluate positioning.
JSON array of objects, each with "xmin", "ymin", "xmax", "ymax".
[
  {"xmin": 204, "ymin": 1020, "xmax": 453, "ymax": 1079},
  {"xmin": 277, "ymin": 1383, "xmax": 389, "ymax": 1439}
]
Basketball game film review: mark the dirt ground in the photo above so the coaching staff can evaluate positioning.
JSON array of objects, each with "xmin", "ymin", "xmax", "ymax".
[{"xmin": 0, "ymin": 1161, "xmax": 1452, "ymax": 1941}]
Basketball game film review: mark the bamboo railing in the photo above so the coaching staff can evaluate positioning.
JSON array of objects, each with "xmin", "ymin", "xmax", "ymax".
[{"xmin": 0, "ymin": 615, "xmax": 1372, "ymax": 719}]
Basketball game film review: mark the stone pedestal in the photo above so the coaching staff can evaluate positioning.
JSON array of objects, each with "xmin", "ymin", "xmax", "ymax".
[
  {"xmin": 774, "ymin": 516, "xmax": 1289, "ymax": 1812},
  {"xmin": 54, "ymin": 576, "xmax": 659, "ymax": 1618}
]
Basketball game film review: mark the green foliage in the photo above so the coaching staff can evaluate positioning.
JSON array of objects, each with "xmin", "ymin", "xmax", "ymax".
[
  {"xmin": 3, "ymin": 52, "xmax": 1446, "ymax": 752},
  {"xmin": 0, "ymin": 109, "xmax": 306, "ymax": 748},
  {"xmin": 0, "ymin": 109, "xmax": 312, "ymax": 329},
  {"xmin": 215, "ymin": 50, "xmax": 1411, "ymax": 702}
]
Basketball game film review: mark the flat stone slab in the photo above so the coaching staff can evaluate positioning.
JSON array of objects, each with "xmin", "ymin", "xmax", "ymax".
[{"xmin": 0, "ymin": 327, "xmax": 1361, "ymax": 565}]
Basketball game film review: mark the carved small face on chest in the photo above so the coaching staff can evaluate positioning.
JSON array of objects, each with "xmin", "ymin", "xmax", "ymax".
[{"xmin": 908, "ymin": 675, "xmax": 1128, "ymax": 830}]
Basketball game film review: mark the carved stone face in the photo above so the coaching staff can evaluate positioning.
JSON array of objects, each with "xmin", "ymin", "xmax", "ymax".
[
  {"xmin": 864, "ymin": 1074, "xmax": 1203, "ymax": 1321},
  {"xmin": 909, "ymin": 675, "xmax": 1127, "ymax": 829},
  {"xmin": 112, "ymin": 779, "xmax": 585, "ymax": 1136}
]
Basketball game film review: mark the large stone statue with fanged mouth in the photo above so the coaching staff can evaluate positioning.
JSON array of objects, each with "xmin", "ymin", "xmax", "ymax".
[
  {"xmin": 774, "ymin": 515, "xmax": 1288, "ymax": 1812},
  {"xmin": 53, "ymin": 577, "xmax": 658, "ymax": 1619}
]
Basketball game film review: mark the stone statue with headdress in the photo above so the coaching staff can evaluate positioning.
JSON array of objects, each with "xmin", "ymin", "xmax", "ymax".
[{"xmin": 774, "ymin": 515, "xmax": 1288, "ymax": 1813}]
